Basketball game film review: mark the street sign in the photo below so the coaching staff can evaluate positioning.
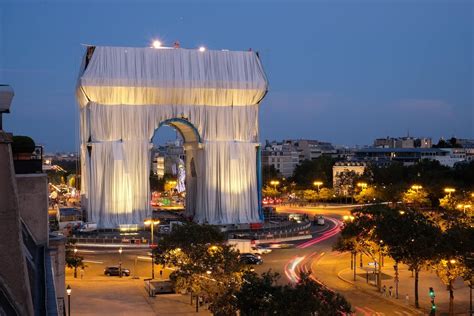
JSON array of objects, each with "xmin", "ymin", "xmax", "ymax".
[
  {"xmin": 149, "ymin": 244, "xmax": 158, "ymax": 249},
  {"xmin": 368, "ymin": 262, "xmax": 378, "ymax": 267}
]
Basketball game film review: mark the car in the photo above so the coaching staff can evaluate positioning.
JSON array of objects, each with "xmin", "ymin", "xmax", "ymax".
[
  {"xmin": 316, "ymin": 216, "xmax": 325, "ymax": 226},
  {"xmin": 239, "ymin": 253, "xmax": 263, "ymax": 265},
  {"xmin": 251, "ymin": 245, "xmax": 272, "ymax": 255},
  {"xmin": 104, "ymin": 266, "xmax": 130, "ymax": 277}
]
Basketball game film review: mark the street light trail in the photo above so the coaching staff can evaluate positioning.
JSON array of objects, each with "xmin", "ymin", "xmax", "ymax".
[
  {"xmin": 284, "ymin": 256, "xmax": 305, "ymax": 283},
  {"xmin": 296, "ymin": 217, "xmax": 342, "ymax": 249}
]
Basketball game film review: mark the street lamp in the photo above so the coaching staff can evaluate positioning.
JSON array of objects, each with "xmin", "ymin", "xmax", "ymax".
[
  {"xmin": 118, "ymin": 247, "xmax": 123, "ymax": 278},
  {"xmin": 270, "ymin": 180, "xmax": 280, "ymax": 190},
  {"xmin": 73, "ymin": 248, "xmax": 78, "ymax": 278},
  {"xmin": 66, "ymin": 285, "xmax": 72, "ymax": 316},
  {"xmin": 313, "ymin": 181, "xmax": 323, "ymax": 192},
  {"xmin": 144, "ymin": 219, "xmax": 160, "ymax": 279},
  {"xmin": 457, "ymin": 204, "xmax": 472, "ymax": 214},
  {"xmin": 444, "ymin": 188, "xmax": 456, "ymax": 196}
]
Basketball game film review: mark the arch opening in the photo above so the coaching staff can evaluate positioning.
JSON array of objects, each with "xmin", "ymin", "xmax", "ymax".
[{"xmin": 149, "ymin": 118, "xmax": 202, "ymax": 215}]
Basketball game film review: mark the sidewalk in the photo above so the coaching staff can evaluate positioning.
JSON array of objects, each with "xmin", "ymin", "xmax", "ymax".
[
  {"xmin": 66, "ymin": 270, "xmax": 210, "ymax": 315},
  {"xmin": 337, "ymin": 255, "xmax": 471, "ymax": 315}
]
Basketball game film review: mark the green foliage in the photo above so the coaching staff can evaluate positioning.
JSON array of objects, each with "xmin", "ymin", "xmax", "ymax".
[
  {"xmin": 402, "ymin": 188, "xmax": 431, "ymax": 207},
  {"xmin": 318, "ymin": 187, "xmax": 336, "ymax": 201},
  {"xmin": 11, "ymin": 135, "xmax": 35, "ymax": 154},
  {"xmin": 339, "ymin": 205, "xmax": 444, "ymax": 307},
  {"xmin": 236, "ymin": 271, "xmax": 352, "ymax": 315},
  {"xmin": 433, "ymin": 137, "xmax": 462, "ymax": 148},
  {"xmin": 365, "ymin": 160, "xmax": 474, "ymax": 204},
  {"xmin": 262, "ymin": 165, "xmax": 281, "ymax": 186},
  {"xmin": 236, "ymin": 270, "xmax": 281, "ymax": 315},
  {"xmin": 155, "ymin": 223, "xmax": 241, "ymax": 313},
  {"xmin": 291, "ymin": 156, "xmax": 335, "ymax": 188},
  {"xmin": 354, "ymin": 186, "xmax": 381, "ymax": 204},
  {"xmin": 336, "ymin": 170, "xmax": 362, "ymax": 196},
  {"xmin": 302, "ymin": 189, "xmax": 318, "ymax": 202},
  {"xmin": 65, "ymin": 241, "xmax": 86, "ymax": 274},
  {"xmin": 262, "ymin": 185, "xmax": 279, "ymax": 198}
]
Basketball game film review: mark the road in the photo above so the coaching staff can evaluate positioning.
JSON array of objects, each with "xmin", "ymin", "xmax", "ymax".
[
  {"xmin": 253, "ymin": 205, "xmax": 424, "ymax": 315},
  {"xmin": 73, "ymin": 204, "xmax": 468, "ymax": 315}
]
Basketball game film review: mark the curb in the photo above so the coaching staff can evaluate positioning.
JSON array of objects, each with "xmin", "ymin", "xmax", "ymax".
[
  {"xmin": 75, "ymin": 243, "xmax": 150, "ymax": 249},
  {"xmin": 256, "ymin": 235, "xmax": 313, "ymax": 244},
  {"xmin": 336, "ymin": 267, "xmax": 425, "ymax": 315}
]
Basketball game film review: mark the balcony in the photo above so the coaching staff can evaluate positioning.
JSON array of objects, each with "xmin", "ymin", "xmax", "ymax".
[{"xmin": 13, "ymin": 146, "xmax": 43, "ymax": 174}]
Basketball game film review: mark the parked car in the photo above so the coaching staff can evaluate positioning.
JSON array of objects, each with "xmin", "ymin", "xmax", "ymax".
[
  {"xmin": 251, "ymin": 245, "xmax": 272, "ymax": 255},
  {"xmin": 104, "ymin": 266, "xmax": 130, "ymax": 277},
  {"xmin": 239, "ymin": 253, "xmax": 263, "ymax": 265}
]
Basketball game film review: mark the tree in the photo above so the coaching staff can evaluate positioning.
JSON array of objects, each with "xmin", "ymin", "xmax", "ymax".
[
  {"xmin": 262, "ymin": 165, "xmax": 281, "ymax": 186},
  {"xmin": 376, "ymin": 208, "xmax": 441, "ymax": 308},
  {"xmin": 262, "ymin": 185, "xmax": 279, "ymax": 198},
  {"xmin": 65, "ymin": 241, "xmax": 86, "ymax": 278},
  {"xmin": 354, "ymin": 186, "xmax": 381, "ymax": 204},
  {"xmin": 236, "ymin": 271, "xmax": 352, "ymax": 316},
  {"xmin": 291, "ymin": 156, "xmax": 335, "ymax": 188},
  {"xmin": 155, "ymin": 223, "xmax": 242, "ymax": 313},
  {"xmin": 338, "ymin": 205, "xmax": 443, "ymax": 308},
  {"xmin": 303, "ymin": 189, "xmax": 318, "ymax": 202},
  {"xmin": 431, "ymin": 259, "xmax": 468, "ymax": 314},
  {"xmin": 402, "ymin": 187, "xmax": 431, "ymax": 207},
  {"xmin": 318, "ymin": 187, "xmax": 335, "ymax": 202},
  {"xmin": 439, "ymin": 195, "xmax": 458, "ymax": 210},
  {"xmin": 432, "ymin": 222, "xmax": 474, "ymax": 313},
  {"xmin": 336, "ymin": 170, "xmax": 360, "ymax": 197},
  {"xmin": 236, "ymin": 270, "xmax": 281, "ymax": 315}
]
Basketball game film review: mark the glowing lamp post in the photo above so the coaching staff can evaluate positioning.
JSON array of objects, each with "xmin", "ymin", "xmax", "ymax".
[
  {"xmin": 457, "ymin": 204, "xmax": 472, "ymax": 214},
  {"xmin": 66, "ymin": 285, "xmax": 72, "ymax": 316},
  {"xmin": 73, "ymin": 248, "xmax": 78, "ymax": 278},
  {"xmin": 144, "ymin": 219, "xmax": 160, "ymax": 279},
  {"xmin": 444, "ymin": 188, "xmax": 456, "ymax": 196},
  {"xmin": 118, "ymin": 247, "xmax": 123, "ymax": 278},
  {"xmin": 270, "ymin": 180, "xmax": 280, "ymax": 191},
  {"xmin": 313, "ymin": 181, "xmax": 323, "ymax": 192}
]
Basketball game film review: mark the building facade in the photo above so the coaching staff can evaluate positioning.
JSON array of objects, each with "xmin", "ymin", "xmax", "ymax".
[
  {"xmin": 332, "ymin": 162, "xmax": 366, "ymax": 195},
  {"xmin": 0, "ymin": 85, "xmax": 65, "ymax": 316},
  {"xmin": 262, "ymin": 139, "xmax": 337, "ymax": 177}
]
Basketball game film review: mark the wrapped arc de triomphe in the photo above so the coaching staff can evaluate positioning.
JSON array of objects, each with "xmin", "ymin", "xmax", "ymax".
[{"xmin": 76, "ymin": 46, "xmax": 268, "ymax": 228}]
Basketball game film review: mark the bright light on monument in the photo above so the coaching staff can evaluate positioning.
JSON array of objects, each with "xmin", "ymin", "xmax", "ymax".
[
  {"xmin": 152, "ymin": 40, "xmax": 162, "ymax": 49},
  {"xmin": 199, "ymin": 46, "xmax": 206, "ymax": 52}
]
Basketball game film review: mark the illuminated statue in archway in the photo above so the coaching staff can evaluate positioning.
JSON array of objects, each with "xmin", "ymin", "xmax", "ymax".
[{"xmin": 175, "ymin": 158, "xmax": 186, "ymax": 193}]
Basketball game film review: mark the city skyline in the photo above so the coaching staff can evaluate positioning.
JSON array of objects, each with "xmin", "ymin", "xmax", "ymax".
[{"xmin": 1, "ymin": 1, "xmax": 472, "ymax": 152}]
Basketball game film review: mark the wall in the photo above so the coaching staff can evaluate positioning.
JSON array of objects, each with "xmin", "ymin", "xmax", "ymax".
[
  {"xmin": 16, "ymin": 174, "xmax": 49, "ymax": 246},
  {"xmin": 0, "ymin": 132, "xmax": 35, "ymax": 316}
]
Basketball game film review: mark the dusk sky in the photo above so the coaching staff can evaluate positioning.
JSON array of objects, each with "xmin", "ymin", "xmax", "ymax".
[{"xmin": 0, "ymin": 1, "xmax": 472, "ymax": 152}]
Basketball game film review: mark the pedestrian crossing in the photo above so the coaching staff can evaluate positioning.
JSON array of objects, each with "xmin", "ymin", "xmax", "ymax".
[{"xmin": 354, "ymin": 306, "xmax": 414, "ymax": 315}]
